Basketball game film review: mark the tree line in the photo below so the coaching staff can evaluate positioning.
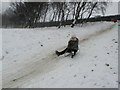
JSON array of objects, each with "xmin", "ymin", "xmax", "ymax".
[{"xmin": 2, "ymin": 2, "xmax": 108, "ymax": 28}]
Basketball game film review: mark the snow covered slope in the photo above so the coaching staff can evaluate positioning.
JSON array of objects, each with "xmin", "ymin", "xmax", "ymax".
[
  {"xmin": 0, "ymin": 28, "xmax": 2, "ymax": 89},
  {"xmin": 2, "ymin": 22, "xmax": 118, "ymax": 88}
]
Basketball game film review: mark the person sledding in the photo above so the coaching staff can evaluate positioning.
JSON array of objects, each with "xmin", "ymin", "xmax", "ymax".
[{"xmin": 56, "ymin": 36, "xmax": 79, "ymax": 58}]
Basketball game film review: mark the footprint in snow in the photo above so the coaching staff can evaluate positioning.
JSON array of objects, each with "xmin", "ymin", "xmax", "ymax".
[
  {"xmin": 0, "ymin": 56, "xmax": 4, "ymax": 60},
  {"xmin": 69, "ymin": 64, "xmax": 73, "ymax": 67},
  {"xmin": 94, "ymin": 64, "xmax": 97, "ymax": 66},
  {"xmin": 51, "ymin": 77, "xmax": 54, "ymax": 79},
  {"xmin": 48, "ymin": 38, "xmax": 50, "ymax": 40},
  {"xmin": 112, "ymin": 39, "xmax": 116, "ymax": 41},
  {"xmin": 14, "ymin": 60, "xmax": 16, "ymax": 62},
  {"xmin": 110, "ymin": 67, "xmax": 112, "ymax": 69},
  {"xmin": 94, "ymin": 56, "xmax": 97, "ymax": 58},
  {"xmin": 74, "ymin": 74, "xmax": 77, "ymax": 77},
  {"xmin": 84, "ymin": 76, "xmax": 86, "ymax": 78},
  {"xmin": 6, "ymin": 51, "xmax": 9, "ymax": 54},
  {"xmin": 94, "ymin": 83, "xmax": 97, "ymax": 85}
]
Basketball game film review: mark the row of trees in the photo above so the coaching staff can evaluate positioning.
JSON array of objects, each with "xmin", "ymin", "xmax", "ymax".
[{"xmin": 2, "ymin": 2, "xmax": 108, "ymax": 28}]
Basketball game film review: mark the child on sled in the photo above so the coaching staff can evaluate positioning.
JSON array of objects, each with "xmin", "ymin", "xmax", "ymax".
[{"xmin": 56, "ymin": 36, "xmax": 79, "ymax": 58}]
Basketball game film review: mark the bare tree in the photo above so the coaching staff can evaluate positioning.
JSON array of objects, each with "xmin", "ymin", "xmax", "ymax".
[
  {"xmin": 87, "ymin": 2, "xmax": 98, "ymax": 20},
  {"xmin": 71, "ymin": 2, "xmax": 87, "ymax": 27},
  {"xmin": 9, "ymin": 2, "xmax": 49, "ymax": 27},
  {"xmin": 4, "ymin": 1, "xmax": 108, "ymax": 28}
]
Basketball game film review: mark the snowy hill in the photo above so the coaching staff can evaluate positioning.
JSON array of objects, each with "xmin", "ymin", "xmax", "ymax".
[{"xmin": 2, "ymin": 22, "xmax": 118, "ymax": 88}]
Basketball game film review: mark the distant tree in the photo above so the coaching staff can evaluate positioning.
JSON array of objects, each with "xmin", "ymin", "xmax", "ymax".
[
  {"xmin": 2, "ymin": 1, "xmax": 108, "ymax": 28},
  {"xmin": 0, "ymin": 13, "xmax": 2, "ymax": 27},
  {"xmin": 9, "ymin": 2, "xmax": 49, "ymax": 27},
  {"xmin": 82, "ymin": 2, "xmax": 107, "ymax": 24},
  {"xmin": 2, "ymin": 8, "xmax": 16, "ymax": 27},
  {"xmin": 71, "ymin": 2, "xmax": 108, "ymax": 27},
  {"xmin": 71, "ymin": 2, "xmax": 87, "ymax": 27}
]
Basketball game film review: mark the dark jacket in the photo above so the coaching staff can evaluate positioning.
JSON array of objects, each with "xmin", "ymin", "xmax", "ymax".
[{"xmin": 67, "ymin": 38, "xmax": 79, "ymax": 51}]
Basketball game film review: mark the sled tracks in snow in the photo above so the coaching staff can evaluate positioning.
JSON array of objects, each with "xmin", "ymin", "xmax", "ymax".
[
  {"xmin": 3, "ymin": 53, "xmax": 66, "ymax": 88},
  {"xmin": 3, "ymin": 24, "xmax": 116, "ymax": 88},
  {"xmin": 57, "ymin": 24, "xmax": 116, "ymax": 51},
  {"xmin": 79, "ymin": 24, "xmax": 116, "ymax": 44}
]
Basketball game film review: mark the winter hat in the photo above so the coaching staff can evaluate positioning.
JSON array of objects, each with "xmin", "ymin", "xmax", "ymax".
[
  {"xmin": 70, "ymin": 35, "xmax": 77, "ymax": 40},
  {"xmin": 71, "ymin": 34, "xmax": 78, "ymax": 38}
]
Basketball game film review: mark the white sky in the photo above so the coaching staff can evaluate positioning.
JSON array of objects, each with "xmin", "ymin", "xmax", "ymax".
[
  {"xmin": 105, "ymin": 2, "xmax": 119, "ymax": 15},
  {"xmin": 0, "ymin": 1, "xmax": 119, "ymax": 15}
]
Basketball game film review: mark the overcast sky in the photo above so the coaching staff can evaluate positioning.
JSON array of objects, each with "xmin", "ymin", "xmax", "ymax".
[{"xmin": 0, "ymin": 1, "xmax": 119, "ymax": 15}]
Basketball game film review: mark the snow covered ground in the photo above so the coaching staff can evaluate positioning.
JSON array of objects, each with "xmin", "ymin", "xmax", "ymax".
[
  {"xmin": 0, "ymin": 28, "xmax": 2, "ymax": 89},
  {"xmin": 1, "ymin": 22, "xmax": 118, "ymax": 88}
]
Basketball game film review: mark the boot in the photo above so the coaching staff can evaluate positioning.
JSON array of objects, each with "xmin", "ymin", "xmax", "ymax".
[
  {"xmin": 71, "ymin": 51, "xmax": 74, "ymax": 58},
  {"xmin": 71, "ymin": 51, "xmax": 76, "ymax": 58},
  {"xmin": 56, "ymin": 51, "xmax": 60, "ymax": 56}
]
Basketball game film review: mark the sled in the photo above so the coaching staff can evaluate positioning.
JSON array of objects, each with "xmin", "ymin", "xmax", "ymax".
[
  {"xmin": 55, "ymin": 49, "xmax": 80, "ymax": 58},
  {"xmin": 64, "ymin": 50, "xmax": 80, "ymax": 57}
]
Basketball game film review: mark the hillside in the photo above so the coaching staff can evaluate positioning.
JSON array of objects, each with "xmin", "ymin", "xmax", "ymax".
[{"xmin": 2, "ymin": 22, "xmax": 118, "ymax": 88}]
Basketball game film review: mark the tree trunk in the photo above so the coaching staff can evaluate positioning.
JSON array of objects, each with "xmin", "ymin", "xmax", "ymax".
[
  {"xmin": 87, "ymin": 2, "xmax": 97, "ymax": 20},
  {"xmin": 43, "ymin": 5, "xmax": 48, "ymax": 22},
  {"xmin": 71, "ymin": 2, "xmax": 86, "ymax": 28}
]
